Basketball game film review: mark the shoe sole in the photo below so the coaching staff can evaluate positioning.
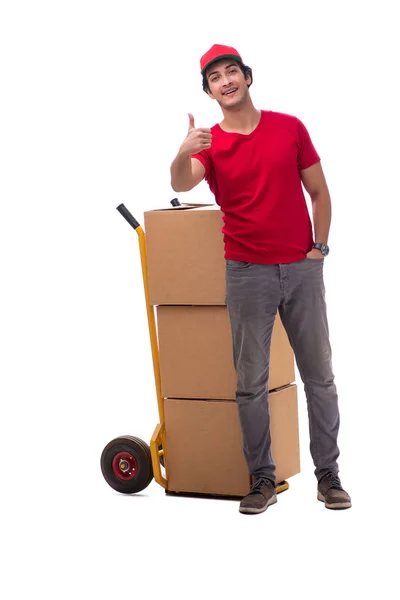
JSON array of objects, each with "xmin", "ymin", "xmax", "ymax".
[
  {"xmin": 317, "ymin": 491, "xmax": 352, "ymax": 509},
  {"xmin": 239, "ymin": 495, "xmax": 277, "ymax": 514}
]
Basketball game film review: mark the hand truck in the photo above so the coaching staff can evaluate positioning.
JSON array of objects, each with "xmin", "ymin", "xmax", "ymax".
[{"xmin": 100, "ymin": 201, "xmax": 289, "ymax": 498}]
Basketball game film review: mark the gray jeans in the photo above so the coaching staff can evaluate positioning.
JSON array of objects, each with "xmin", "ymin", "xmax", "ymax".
[{"xmin": 225, "ymin": 258, "xmax": 340, "ymax": 484}]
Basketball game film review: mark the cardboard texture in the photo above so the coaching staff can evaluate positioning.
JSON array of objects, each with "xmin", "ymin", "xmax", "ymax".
[
  {"xmin": 143, "ymin": 204, "xmax": 226, "ymax": 305},
  {"xmin": 164, "ymin": 384, "xmax": 300, "ymax": 497},
  {"xmin": 157, "ymin": 306, "xmax": 295, "ymax": 399}
]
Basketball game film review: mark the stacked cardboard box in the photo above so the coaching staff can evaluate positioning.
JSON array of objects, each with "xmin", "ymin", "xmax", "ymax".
[{"xmin": 143, "ymin": 203, "xmax": 300, "ymax": 497}]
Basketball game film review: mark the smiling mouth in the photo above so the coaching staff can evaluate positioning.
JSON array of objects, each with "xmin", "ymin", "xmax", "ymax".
[{"xmin": 223, "ymin": 88, "xmax": 238, "ymax": 96}]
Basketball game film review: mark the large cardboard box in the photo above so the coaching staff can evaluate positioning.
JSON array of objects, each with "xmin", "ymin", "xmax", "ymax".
[
  {"xmin": 144, "ymin": 204, "xmax": 226, "ymax": 305},
  {"xmin": 165, "ymin": 384, "xmax": 300, "ymax": 497},
  {"xmin": 157, "ymin": 306, "xmax": 295, "ymax": 399}
]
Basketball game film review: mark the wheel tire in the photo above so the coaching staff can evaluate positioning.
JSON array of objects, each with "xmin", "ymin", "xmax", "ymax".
[{"xmin": 101, "ymin": 435, "xmax": 153, "ymax": 494}]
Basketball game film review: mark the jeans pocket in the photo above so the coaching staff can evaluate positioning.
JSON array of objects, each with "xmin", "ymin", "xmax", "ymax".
[{"xmin": 226, "ymin": 259, "xmax": 252, "ymax": 270}]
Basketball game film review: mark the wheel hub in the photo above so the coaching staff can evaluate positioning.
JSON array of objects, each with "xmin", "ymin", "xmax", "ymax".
[
  {"xmin": 112, "ymin": 451, "xmax": 138, "ymax": 480},
  {"xmin": 119, "ymin": 460, "xmax": 130, "ymax": 472}
]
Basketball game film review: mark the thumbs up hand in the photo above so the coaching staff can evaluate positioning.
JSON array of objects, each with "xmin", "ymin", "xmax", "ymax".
[{"xmin": 180, "ymin": 113, "xmax": 212, "ymax": 156}]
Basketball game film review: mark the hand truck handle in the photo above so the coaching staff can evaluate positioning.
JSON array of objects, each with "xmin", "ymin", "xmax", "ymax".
[{"xmin": 116, "ymin": 204, "xmax": 140, "ymax": 230}]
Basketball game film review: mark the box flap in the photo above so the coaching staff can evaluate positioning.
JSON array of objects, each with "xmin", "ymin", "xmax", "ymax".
[{"xmin": 144, "ymin": 202, "xmax": 214, "ymax": 214}]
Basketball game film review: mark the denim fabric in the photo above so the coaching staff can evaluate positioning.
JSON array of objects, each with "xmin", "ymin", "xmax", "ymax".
[{"xmin": 225, "ymin": 258, "xmax": 340, "ymax": 483}]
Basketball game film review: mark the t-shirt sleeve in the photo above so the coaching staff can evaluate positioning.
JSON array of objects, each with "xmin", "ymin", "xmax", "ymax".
[
  {"xmin": 191, "ymin": 149, "xmax": 211, "ymax": 180},
  {"xmin": 296, "ymin": 118, "xmax": 321, "ymax": 170}
]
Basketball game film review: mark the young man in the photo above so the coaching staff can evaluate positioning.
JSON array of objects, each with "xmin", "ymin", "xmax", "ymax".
[{"xmin": 170, "ymin": 44, "xmax": 351, "ymax": 514}]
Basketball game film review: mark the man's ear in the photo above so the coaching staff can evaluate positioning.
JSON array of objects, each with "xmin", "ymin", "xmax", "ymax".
[{"xmin": 245, "ymin": 72, "xmax": 252, "ymax": 86}]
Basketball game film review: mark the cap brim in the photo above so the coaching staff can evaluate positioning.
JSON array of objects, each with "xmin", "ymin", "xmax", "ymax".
[{"xmin": 201, "ymin": 54, "xmax": 243, "ymax": 75}]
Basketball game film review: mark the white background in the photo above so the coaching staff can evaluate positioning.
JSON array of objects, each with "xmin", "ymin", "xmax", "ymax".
[{"xmin": 1, "ymin": 0, "xmax": 399, "ymax": 598}]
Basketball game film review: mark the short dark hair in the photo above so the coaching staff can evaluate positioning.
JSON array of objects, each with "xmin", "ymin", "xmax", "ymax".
[{"xmin": 202, "ymin": 62, "xmax": 253, "ymax": 94}]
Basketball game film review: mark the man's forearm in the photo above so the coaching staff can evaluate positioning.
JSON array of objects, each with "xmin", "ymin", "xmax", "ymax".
[
  {"xmin": 170, "ymin": 151, "xmax": 193, "ymax": 192},
  {"xmin": 311, "ymin": 190, "xmax": 332, "ymax": 244}
]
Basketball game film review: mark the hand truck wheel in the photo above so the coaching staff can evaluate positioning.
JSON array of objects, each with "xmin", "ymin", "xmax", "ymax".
[{"xmin": 100, "ymin": 435, "xmax": 153, "ymax": 494}]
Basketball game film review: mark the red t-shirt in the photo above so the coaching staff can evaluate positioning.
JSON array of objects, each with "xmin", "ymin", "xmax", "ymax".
[{"xmin": 192, "ymin": 110, "xmax": 320, "ymax": 264}]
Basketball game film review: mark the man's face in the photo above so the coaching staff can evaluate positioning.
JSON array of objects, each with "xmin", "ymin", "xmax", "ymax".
[{"xmin": 206, "ymin": 59, "xmax": 251, "ymax": 108}]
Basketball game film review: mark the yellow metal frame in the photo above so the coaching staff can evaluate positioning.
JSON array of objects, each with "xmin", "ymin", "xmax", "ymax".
[
  {"xmin": 135, "ymin": 225, "xmax": 167, "ymax": 489},
  {"xmin": 135, "ymin": 223, "xmax": 289, "ymax": 496}
]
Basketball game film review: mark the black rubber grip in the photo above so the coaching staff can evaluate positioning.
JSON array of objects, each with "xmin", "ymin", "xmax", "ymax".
[
  {"xmin": 170, "ymin": 198, "xmax": 181, "ymax": 206},
  {"xmin": 116, "ymin": 204, "xmax": 140, "ymax": 229}
]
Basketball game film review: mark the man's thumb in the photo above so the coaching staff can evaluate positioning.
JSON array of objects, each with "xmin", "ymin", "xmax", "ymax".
[{"xmin": 188, "ymin": 113, "xmax": 195, "ymax": 131}]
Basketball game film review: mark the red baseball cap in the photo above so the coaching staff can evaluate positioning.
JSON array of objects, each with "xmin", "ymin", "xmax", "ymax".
[{"xmin": 200, "ymin": 44, "xmax": 243, "ymax": 75}]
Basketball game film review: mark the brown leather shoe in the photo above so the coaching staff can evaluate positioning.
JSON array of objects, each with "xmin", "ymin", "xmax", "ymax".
[
  {"xmin": 239, "ymin": 477, "xmax": 277, "ymax": 514},
  {"xmin": 318, "ymin": 472, "xmax": 352, "ymax": 509}
]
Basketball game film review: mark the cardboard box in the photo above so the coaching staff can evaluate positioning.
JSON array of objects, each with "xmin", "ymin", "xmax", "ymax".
[
  {"xmin": 157, "ymin": 306, "xmax": 295, "ymax": 399},
  {"xmin": 164, "ymin": 384, "xmax": 300, "ymax": 497},
  {"xmin": 144, "ymin": 204, "xmax": 226, "ymax": 305}
]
